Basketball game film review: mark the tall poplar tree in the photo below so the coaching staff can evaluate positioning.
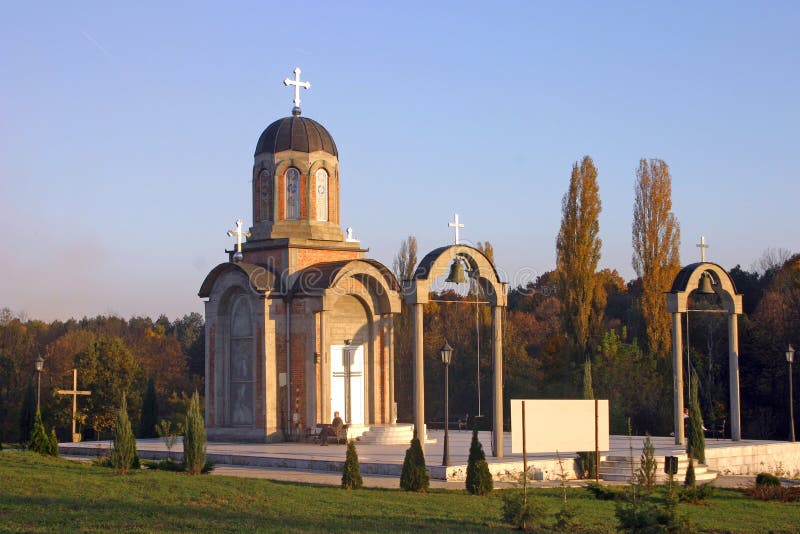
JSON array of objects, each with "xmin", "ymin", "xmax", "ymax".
[
  {"xmin": 632, "ymin": 158, "xmax": 681, "ymax": 358},
  {"xmin": 556, "ymin": 156, "xmax": 603, "ymax": 358}
]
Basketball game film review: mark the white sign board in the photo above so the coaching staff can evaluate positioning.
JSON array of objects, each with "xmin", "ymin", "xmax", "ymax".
[{"xmin": 510, "ymin": 399, "xmax": 609, "ymax": 454}]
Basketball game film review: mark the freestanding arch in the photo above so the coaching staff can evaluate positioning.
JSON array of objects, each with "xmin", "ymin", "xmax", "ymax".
[
  {"xmin": 403, "ymin": 245, "xmax": 508, "ymax": 457},
  {"xmin": 667, "ymin": 262, "xmax": 743, "ymax": 444}
]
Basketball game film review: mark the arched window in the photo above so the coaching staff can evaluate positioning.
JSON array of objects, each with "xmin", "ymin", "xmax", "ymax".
[
  {"xmin": 230, "ymin": 296, "xmax": 254, "ymax": 426},
  {"xmin": 260, "ymin": 169, "xmax": 273, "ymax": 221},
  {"xmin": 315, "ymin": 168, "xmax": 328, "ymax": 221},
  {"xmin": 285, "ymin": 168, "xmax": 300, "ymax": 220}
]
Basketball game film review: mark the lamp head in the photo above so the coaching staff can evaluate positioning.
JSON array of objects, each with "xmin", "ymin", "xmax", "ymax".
[
  {"xmin": 34, "ymin": 354, "xmax": 44, "ymax": 372},
  {"xmin": 787, "ymin": 344, "xmax": 795, "ymax": 363},
  {"xmin": 440, "ymin": 340, "xmax": 453, "ymax": 366}
]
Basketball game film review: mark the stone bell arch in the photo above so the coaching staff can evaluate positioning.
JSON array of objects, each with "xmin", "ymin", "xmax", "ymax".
[
  {"xmin": 667, "ymin": 262, "xmax": 743, "ymax": 444},
  {"xmin": 403, "ymin": 245, "xmax": 508, "ymax": 457}
]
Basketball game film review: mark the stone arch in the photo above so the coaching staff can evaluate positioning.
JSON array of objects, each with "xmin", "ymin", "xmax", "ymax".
[
  {"xmin": 403, "ymin": 244, "xmax": 508, "ymax": 457},
  {"xmin": 198, "ymin": 263, "xmax": 275, "ymax": 439},
  {"xmin": 290, "ymin": 259, "xmax": 401, "ymax": 428},
  {"xmin": 667, "ymin": 262, "xmax": 744, "ymax": 443}
]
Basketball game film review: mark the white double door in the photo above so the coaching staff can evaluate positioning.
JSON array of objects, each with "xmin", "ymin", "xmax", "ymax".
[{"xmin": 330, "ymin": 344, "xmax": 365, "ymax": 425}]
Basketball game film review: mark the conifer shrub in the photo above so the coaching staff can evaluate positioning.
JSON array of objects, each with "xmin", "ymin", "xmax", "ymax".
[
  {"xmin": 183, "ymin": 390, "xmax": 207, "ymax": 475},
  {"xmin": 400, "ymin": 433, "xmax": 429, "ymax": 492},
  {"xmin": 341, "ymin": 440, "xmax": 363, "ymax": 489},
  {"xmin": 585, "ymin": 481, "xmax": 622, "ymax": 501},
  {"xmin": 636, "ymin": 434, "xmax": 657, "ymax": 491},
  {"xmin": 755, "ymin": 472, "xmax": 781, "ymax": 487},
  {"xmin": 48, "ymin": 428, "xmax": 59, "ymax": 457},
  {"xmin": 465, "ymin": 427, "xmax": 493, "ymax": 495},
  {"xmin": 139, "ymin": 376, "xmax": 158, "ymax": 438},
  {"xmin": 576, "ymin": 451, "xmax": 596, "ymax": 479},
  {"xmin": 19, "ymin": 380, "xmax": 36, "ymax": 444},
  {"xmin": 686, "ymin": 371, "xmax": 706, "ymax": 463},
  {"xmin": 110, "ymin": 395, "xmax": 138, "ymax": 475},
  {"xmin": 29, "ymin": 411, "xmax": 54, "ymax": 455},
  {"xmin": 501, "ymin": 472, "xmax": 545, "ymax": 531},
  {"xmin": 683, "ymin": 457, "xmax": 696, "ymax": 489}
]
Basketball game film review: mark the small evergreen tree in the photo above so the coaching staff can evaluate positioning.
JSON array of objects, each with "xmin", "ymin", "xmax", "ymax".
[
  {"xmin": 341, "ymin": 440, "xmax": 363, "ymax": 489},
  {"xmin": 465, "ymin": 427, "xmax": 493, "ymax": 495},
  {"xmin": 400, "ymin": 432, "xmax": 429, "ymax": 492},
  {"xmin": 48, "ymin": 428, "xmax": 59, "ymax": 456},
  {"xmin": 139, "ymin": 375, "xmax": 158, "ymax": 438},
  {"xmin": 29, "ymin": 411, "xmax": 53, "ymax": 455},
  {"xmin": 110, "ymin": 395, "xmax": 138, "ymax": 475},
  {"xmin": 19, "ymin": 379, "xmax": 36, "ymax": 444},
  {"xmin": 637, "ymin": 434, "xmax": 657, "ymax": 491},
  {"xmin": 183, "ymin": 390, "xmax": 207, "ymax": 475},
  {"xmin": 686, "ymin": 371, "xmax": 706, "ymax": 463},
  {"xmin": 684, "ymin": 457, "xmax": 696, "ymax": 489}
]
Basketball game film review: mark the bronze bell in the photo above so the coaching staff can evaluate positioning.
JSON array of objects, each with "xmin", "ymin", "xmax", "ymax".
[
  {"xmin": 446, "ymin": 259, "xmax": 467, "ymax": 284},
  {"xmin": 697, "ymin": 272, "xmax": 715, "ymax": 294}
]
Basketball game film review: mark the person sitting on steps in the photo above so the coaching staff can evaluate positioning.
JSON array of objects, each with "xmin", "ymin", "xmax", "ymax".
[{"xmin": 319, "ymin": 411, "xmax": 344, "ymax": 445}]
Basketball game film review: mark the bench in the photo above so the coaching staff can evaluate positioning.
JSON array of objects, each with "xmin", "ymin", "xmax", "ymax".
[
  {"xmin": 307, "ymin": 423, "xmax": 349, "ymax": 444},
  {"xmin": 429, "ymin": 415, "xmax": 469, "ymax": 431}
]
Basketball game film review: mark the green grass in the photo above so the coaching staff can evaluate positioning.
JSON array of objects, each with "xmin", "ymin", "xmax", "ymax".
[{"xmin": 1, "ymin": 451, "xmax": 799, "ymax": 533}]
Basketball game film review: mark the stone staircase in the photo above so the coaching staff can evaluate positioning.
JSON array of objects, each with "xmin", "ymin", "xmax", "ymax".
[
  {"xmin": 356, "ymin": 423, "xmax": 432, "ymax": 445},
  {"xmin": 600, "ymin": 453, "xmax": 717, "ymax": 483}
]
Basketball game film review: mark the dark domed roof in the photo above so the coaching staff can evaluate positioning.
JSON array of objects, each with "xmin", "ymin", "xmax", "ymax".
[{"xmin": 254, "ymin": 115, "xmax": 338, "ymax": 156}]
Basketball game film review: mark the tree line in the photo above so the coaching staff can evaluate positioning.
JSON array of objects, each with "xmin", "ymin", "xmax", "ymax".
[{"xmin": 0, "ymin": 312, "xmax": 204, "ymax": 443}]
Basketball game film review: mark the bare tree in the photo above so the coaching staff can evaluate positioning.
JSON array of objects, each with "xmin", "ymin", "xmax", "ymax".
[
  {"xmin": 392, "ymin": 236, "xmax": 418, "ymax": 282},
  {"xmin": 632, "ymin": 158, "xmax": 681, "ymax": 358},
  {"xmin": 752, "ymin": 247, "xmax": 792, "ymax": 276}
]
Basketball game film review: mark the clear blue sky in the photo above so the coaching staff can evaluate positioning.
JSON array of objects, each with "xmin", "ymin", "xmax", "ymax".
[{"xmin": 1, "ymin": 1, "xmax": 798, "ymax": 321}]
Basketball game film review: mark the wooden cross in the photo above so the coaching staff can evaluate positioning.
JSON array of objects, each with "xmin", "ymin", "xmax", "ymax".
[
  {"xmin": 57, "ymin": 368, "xmax": 91, "ymax": 442},
  {"xmin": 283, "ymin": 67, "xmax": 311, "ymax": 110},
  {"xmin": 227, "ymin": 219, "xmax": 251, "ymax": 254},
  {"xmin": 448, "ymin": 213, "xmax": 464, "ymax": 245},
  {"xmin": 697, "ymin": 235, "xmax": 709, "ymax": 263}
]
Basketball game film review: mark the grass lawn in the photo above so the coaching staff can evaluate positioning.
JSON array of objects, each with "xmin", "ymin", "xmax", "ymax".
[{"xmin": 1, "ymin": 451, "xmax": 799, "ymax": 533}]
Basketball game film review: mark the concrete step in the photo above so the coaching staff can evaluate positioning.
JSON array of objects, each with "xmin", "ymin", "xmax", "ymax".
[
  {"xmin": 357, "ymin": 424, "xmax": 419, "ymax": 445},
  {"xmin": 600, "ymin": 454, "xmax": 717, "ymax": 483}
]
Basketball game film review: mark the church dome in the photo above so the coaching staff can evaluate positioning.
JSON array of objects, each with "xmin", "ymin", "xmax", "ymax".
[{"xmin": 254, "ymin": 115, "xmax": 338, "ymax": 157}]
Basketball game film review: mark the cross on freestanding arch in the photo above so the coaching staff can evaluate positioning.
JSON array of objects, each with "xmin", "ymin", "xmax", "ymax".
[
  {"xmin": 697, "ymin": 235, "xmax": 709, "ymax": 263},
  {"xmin": 448, "ymin": 213, "xmax": 464, "ymax": 245},
  {"xmin": 57, "ymin": 368, "xmax": 91, "ymax": 442},
  {"xmin": 284, "ymin": 67, "xmax": 311, "ymax": 110},
  {"xmin": 227, "ymin": 219, "xmax": 251, "ymax": 254}
]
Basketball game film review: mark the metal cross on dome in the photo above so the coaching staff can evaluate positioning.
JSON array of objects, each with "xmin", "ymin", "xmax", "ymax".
[
  {"xmin": 227, "ymin": 219, "xmax": 251, "ymax": 254},
  {"xmin": 284, "ymin": 67, "xmax": 311, "ymax": 111},
  {"xmin": 448, "ymin": 213, "xmax": 464, "ymax": 245},
  {"xmin": 697, "ymin": 235, "xmax": 709, "ymax": 263}
]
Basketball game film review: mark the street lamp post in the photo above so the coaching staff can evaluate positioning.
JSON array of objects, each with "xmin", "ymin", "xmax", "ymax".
[
  {"xmin": 440, "ymin": 340, "xmax": 454, "ymax": 467},
  {"xmin": 787, "ymin": 345, "xmax": 795, "ymax": 443},
  {"xmin": 34, "ymin": 355, "xmax": 44, "ymax": 412}
]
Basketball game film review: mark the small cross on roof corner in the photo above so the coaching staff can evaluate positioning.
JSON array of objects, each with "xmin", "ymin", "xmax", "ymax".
[{"xmin": 227, "ymin": 219, "xmax": 251, "ymax": 258}]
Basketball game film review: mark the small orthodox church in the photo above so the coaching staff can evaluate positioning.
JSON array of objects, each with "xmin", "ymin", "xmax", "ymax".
[{"xmin": 198, "ymin": 69, "xmax": 402, "ymax": 442}]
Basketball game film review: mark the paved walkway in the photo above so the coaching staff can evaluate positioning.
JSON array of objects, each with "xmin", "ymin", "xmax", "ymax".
[{"xmin": 207, "ymin": 463, "xmax": 761, "ymax": 489}]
